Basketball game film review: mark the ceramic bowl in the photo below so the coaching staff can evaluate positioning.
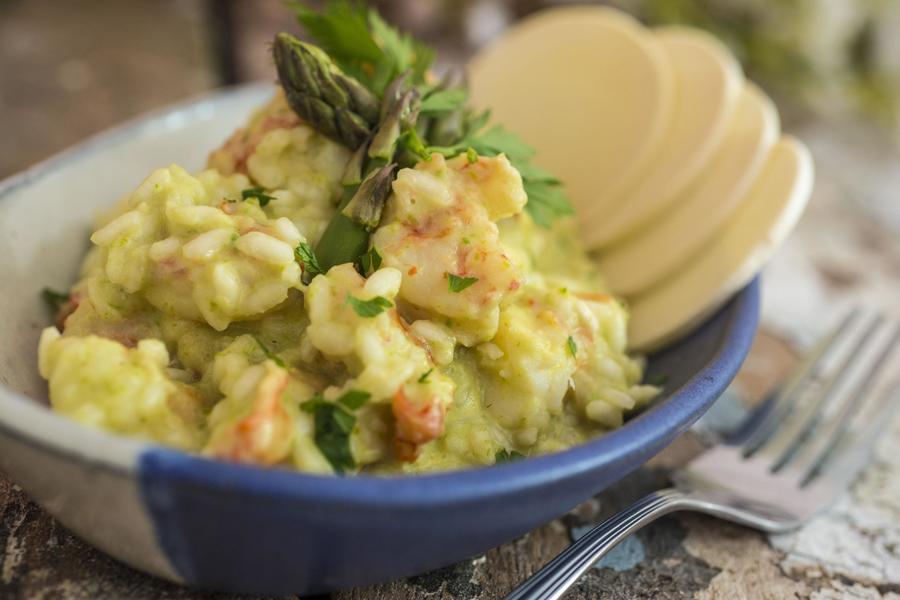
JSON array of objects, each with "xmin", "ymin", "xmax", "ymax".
[{"xmin": 0, "ymin": 84, "xmax": 759, "ymax": 595}]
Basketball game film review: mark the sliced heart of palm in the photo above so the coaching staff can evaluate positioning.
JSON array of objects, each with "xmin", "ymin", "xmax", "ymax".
[
  {"xmin": 581, "ymin": 27, "xmax": 744, "ymax": 249},
  {"xmin": 628, "ymin": 136, "xmax": 814, "ymax": 352},
  {"xmin": 468, "ymin": 6, "xmax": 673, "ymax": 220},
  {"xmin": 597, "ymin": 83, "xmax": 780, "ymax": 297}
]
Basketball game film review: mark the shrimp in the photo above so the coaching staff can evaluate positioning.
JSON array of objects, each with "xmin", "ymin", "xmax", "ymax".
[
  {"xmin": 205, "ymin": 365, "xmax": 294, "ymax": 466},
  {"xmin": 207, "ymin": 90, "xmax": 301, "ymax": 176},
  {"xmin": 372, "ymin": 153, "xmax": 527, "ymax": 346},
  {"xmin": 392, "ymin": 387, "xmax": 446, "ymax": 462}
]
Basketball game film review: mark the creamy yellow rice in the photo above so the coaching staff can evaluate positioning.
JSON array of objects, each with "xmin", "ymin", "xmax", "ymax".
[{"xmin": 37, "ymin": 91, "xmax": 656, "ymax": 474}]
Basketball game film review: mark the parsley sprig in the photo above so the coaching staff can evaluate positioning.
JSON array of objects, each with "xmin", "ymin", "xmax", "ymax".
[
  {"xmin": 495, "ymin": 448, "xmax": 526, "ymax": 463},
  {"xmin": 278, "ymin": 1, "xmax": 573, "ymax": 274},
  {"xmin": 41, "ymin": 288, "xmax": 70, "ymax": 314},
  {"xmin": 301, "ymin": 388, "xmax": 372, "ymax": 474},
  {"xmin": 241, "ymin": 186, "xmax": 276, "ymax": 207},
  {"xmin": 447, "ymin": 272, "xmax": 478, "ymax": 293},
  {"xmin": 346, "ymin": 293, "xmax": 393, "ymax": 317},
  {"xmin": 295, "ymin": 242, "xmax": 324, "ymax": 282},
  {"xmin": 290, "ymin": 1, "xmax": 433, "ymax": 95}
]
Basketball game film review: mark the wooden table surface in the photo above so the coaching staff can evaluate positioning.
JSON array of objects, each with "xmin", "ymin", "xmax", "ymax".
[{"xmin": 2, "ymin": 2, "xmax": 899, "ymax": 598}]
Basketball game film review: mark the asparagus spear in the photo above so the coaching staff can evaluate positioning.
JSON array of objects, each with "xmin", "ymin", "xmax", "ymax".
[
  {"xmin": 273, "ymin": 33, "xmax": 380, "ymax": 149},
  {"xmin": 314, "ymin": 71, "xmax": 422, "ymax": 271},
  {"xmin": 342, "ymin": 163, "xmax": 398, "ymax": 230}
]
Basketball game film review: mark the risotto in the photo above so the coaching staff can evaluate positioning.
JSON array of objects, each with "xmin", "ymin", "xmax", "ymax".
[{"xmin": 37, "ymin": 9, "xmax": 657, "ymax": 475}]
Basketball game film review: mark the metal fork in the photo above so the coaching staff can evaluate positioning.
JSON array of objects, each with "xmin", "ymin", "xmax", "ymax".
[{"xmin": 505, "ymin": 310, "xmax": 900, "ymax": 600}]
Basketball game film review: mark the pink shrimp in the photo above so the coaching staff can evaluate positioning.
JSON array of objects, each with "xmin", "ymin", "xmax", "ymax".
[
  {"xmin": 210, "ymin": 368, "xmax": 293, "ymax": 466},
  {"xmin": 392, "ymin": 388, "xmax": 446, "ymax": 462}
]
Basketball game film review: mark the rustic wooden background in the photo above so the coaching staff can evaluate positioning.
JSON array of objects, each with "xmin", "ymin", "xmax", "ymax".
[{"xmin": 2, "ymin": 1, "xmax": 900, "ymax": 598}]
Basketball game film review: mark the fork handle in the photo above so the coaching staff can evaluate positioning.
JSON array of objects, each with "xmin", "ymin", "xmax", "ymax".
[{"xmin": 504, "ymin": 488, "xmax": 692, "ymax": 600}]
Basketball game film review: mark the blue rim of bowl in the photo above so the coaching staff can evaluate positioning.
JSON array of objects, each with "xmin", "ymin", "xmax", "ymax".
[{"xmin": 0, "ymin": 83, "xmax": 759, "ymax": 504}]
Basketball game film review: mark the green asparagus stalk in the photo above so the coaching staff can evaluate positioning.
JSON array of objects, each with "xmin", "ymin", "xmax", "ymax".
[
  {"xmin": 313, "ymin": 189, "xmax": 370, "ymax": 274},
  {"xmin": 273, "ymin": 33, "xmax": 379, "ymax": 149},
  {"xmin": 369, "ymin": 74, "xmax": 420, "ymax": 160},
  {"xmin": 274, "ymin": 32, "xmax": 430, "ymax": 272},
  {"xmin": 314, "ymin": 71, "xmax": 424, "ymax": 271},
  {"xmin": 341, "ymin": 164, "xmax": 398, "ymax": 230}
]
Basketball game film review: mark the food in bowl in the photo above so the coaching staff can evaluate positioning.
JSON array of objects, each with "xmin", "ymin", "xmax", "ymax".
[{"xmin": 36, "ymin": 4, "xmax": 657, "ymax": 475}]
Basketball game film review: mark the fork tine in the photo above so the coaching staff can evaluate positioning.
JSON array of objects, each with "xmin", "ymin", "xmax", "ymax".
[
  {"xmin": 754, "ymin": 314, "xmax": 884, "ymax": 466},
  {"xmin": 741, "ymin": 308, "xmax": 862, "ymax": 455},
  {"xmin": 806, "ymin": 369, "xmax": 900, "ymax": 491},
  {"xmin": 780, "ymin": 324, "xmax": 900, "ymax": 480}
]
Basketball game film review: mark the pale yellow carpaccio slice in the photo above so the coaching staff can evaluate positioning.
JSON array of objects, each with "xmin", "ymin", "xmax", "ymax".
[
  {"xmin": 582, "ymin": 27, "xmax": 744, "ymax": 249},
  {"xmin": 628, "ymin": 136, "xmax": 814, "ymax": 352},
  {"xmin": 468, "ymin": 6, "xmax": 673, "ymax": 219},
  {"xmin": 597, "ymin": 83, "xmax": 779, "ymax": 297}
]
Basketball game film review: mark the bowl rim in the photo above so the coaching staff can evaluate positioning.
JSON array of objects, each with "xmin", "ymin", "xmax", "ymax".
[{"xmin": 0, "ymin": 83, "xmax": 759, "ymax": 505}]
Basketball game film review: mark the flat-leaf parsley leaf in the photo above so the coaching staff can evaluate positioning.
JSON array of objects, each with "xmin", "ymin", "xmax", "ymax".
[
  {"xmin": 495, "ymin": 448, "xmax": 525, "ymax": 463},
  {"xmin": 41, "ymin": 288, "xmax": 69, "ymax": 313},
  {"xmin": 295, "ymin": 242, "xmax": 324, "ymax": 278},
  {"xmin": 302, "ymin": 396, "xmax": 357, "ymax": 474},
  {"xmin": 337, "ymin": 389, "xmax": 371, "ymax": 410},
  {"xmin": 241, "ymin": 186, "xmax": 276, "ymax": 207},
  {"xmin": 347, "ymin": 293, "xmax": 393, "ymax": 317},
  {"xmin": 359, "ymin": 245, "xmax": 382, "ymax": 274},
  {"xmin": 447, "ymin": 273, "xmax": 478, "ymax": 293}
]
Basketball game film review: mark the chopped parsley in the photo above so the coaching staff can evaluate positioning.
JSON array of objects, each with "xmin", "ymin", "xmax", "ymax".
[
  {"xmin": 420, "ymin": 88, "xmax": 468, "ymax": 114},
  {"xmin": 337, "ymin": 389, "xmax": 371, "ymax": 410},
  {"xmin": 290, "ymin": 1, "xmax": 573, "ymax": 227},
  {"xmin": 495, "ymin": 448, "xmax": 525, "ymax": 463},
  {"xmin": 295, "ymin": 242, "xmax": 324, "ymax": 279},
  {"xmin": 646, "ymin": 373, "xmax": 670, "ymax": 387},
  {"xmin": 346, "ymin": 293, "xmax": 393, "ymax": 317},
  {"xmin": 418, "ymin": 368, "xmax": 433, "ymax": 384},
  {"xmin": 447, "ymin": 273, "xmax": 478, "ymax": 293},
  {"xmin": 253, "ymin": 336, "xmax": 286, "ymax": 368},
  {"xmin": 41, "ymin": 288, "xmax": 69, "ymax": 313},
  {"xmin": 567, "ymin": 336, "xmax": 578, "ymax": 358},
  {"xmin": 466, "ymin": 147, "xmax": 479, "ymax": 164},
  {"xmin": 301, "ymin": 396, "xmax": 357, "ymax": 474},
  {"xmin": 359, "ymin": 245, "xmax": 382, "ymax": 275},
  {"xmin": 241, "ymin": 186, "xmax": 276, "ymax": 207}
]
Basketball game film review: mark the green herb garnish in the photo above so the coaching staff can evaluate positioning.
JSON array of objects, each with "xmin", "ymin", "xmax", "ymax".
[
  {"xmin": 418, "ymin": 368, "xmax": 433, "ymax": 384},
  {"xmin": 275, "ymin": 1, "xmax": 573, "ymax": 274},
  {"xmin": 241, "ymin": 186, "xmax": 276, "ymax": 207},
  {"xmin": 567, "ymin": 336, "xmax": 577, "ymax": 358},
  {"xmin": 447, "ymin": 273, "xmax": 478, "ymax": 293},
  {"xmin": 41, "ymin": 288, "xmax": 70, "ymax": 313},
  {"xmin": 302, "ymin": 396, "xmax": 357, "ymax": 474},
  {"xmin": 337, "ymin": 389, "xmax": 371, "ymax": 410},
  {"xmin": 347, "ymin": 293, "xmax": 393, "ymax": 317},
  {"xmin": 295, "ymin": 242, "xmax": 324, "ymax": 279},
  {"xmin": 253, "ymin": 336, "xmax": 286, "ymax": 368},
  {"xmin": 359, "ymin": 245, "xmax": 382, "ymax": 275},
  {"xmin": 466, "ymin": 147, "xmax": 479, "ymax": 164},
  {"xmin": 495, "ymin": 448, "xmax": 525, "ymax": 463},
  {"xmin": 290, "ymin": 1, "xmax": 433, "ymax": 95},
  {"xmin": 421, "ymin": 88, "xmax": 468, "ymax": 114}
]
